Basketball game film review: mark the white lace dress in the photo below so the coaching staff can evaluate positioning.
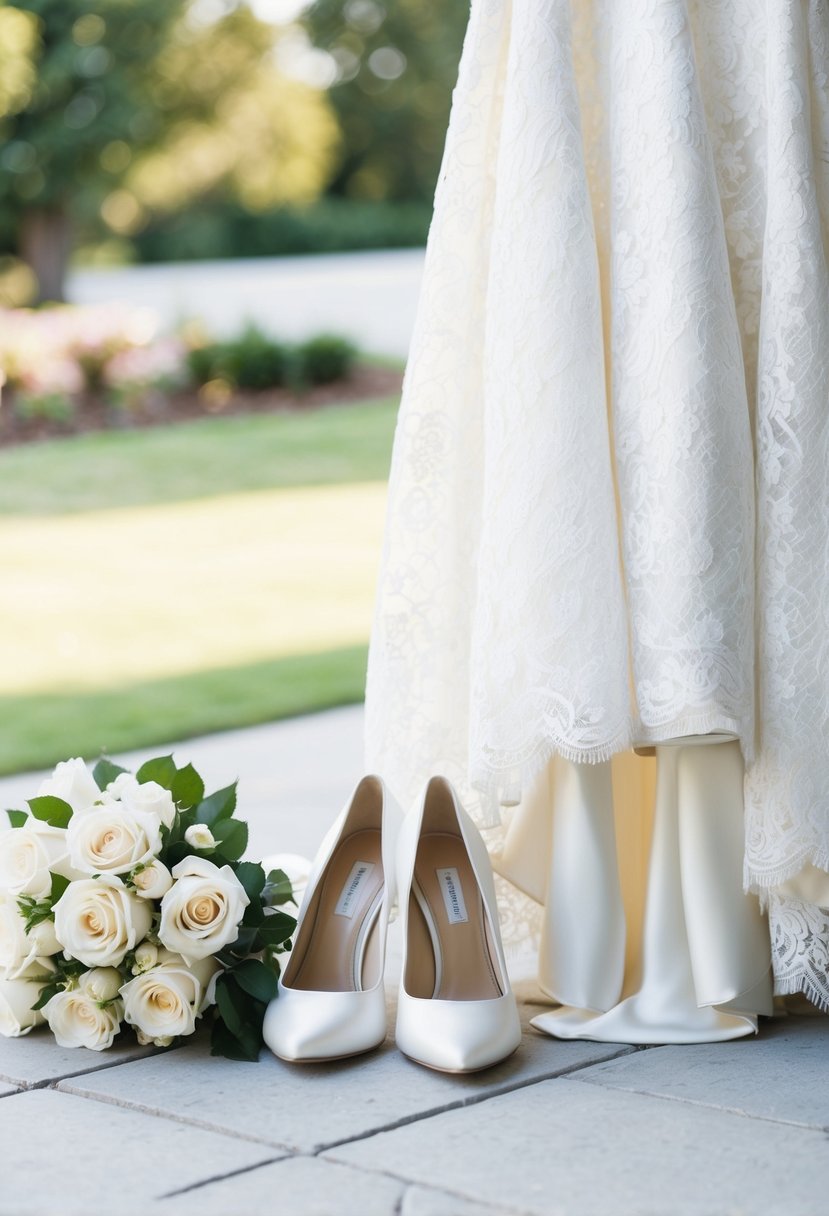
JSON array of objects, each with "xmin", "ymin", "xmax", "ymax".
[{"xmin": 365, "ymin": 0, "xmax": 829, "ymax": 1031}]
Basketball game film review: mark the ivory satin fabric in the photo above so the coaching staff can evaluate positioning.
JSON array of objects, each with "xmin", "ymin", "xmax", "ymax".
[{"xmin": 365, "ymin": 0, "xmax": 829, "ymax": 1036}]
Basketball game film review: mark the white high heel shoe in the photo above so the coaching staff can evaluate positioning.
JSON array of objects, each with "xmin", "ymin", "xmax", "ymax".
[
  {"xmin": 263, "ymin": 775, "xmax": 402, "ymax": 1063},
  {"xmin": 396, "ymin": 776, "xmax": 522, "ymax": 1073}
]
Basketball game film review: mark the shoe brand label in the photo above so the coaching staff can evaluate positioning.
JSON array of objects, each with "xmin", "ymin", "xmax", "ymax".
[
  {"xmin": 436, "ymin": 867, "xmax": 468, "ymax": 925},
  {"xmin": 334, "ymin": 861, "xmax": 376, "ymax": 918}
]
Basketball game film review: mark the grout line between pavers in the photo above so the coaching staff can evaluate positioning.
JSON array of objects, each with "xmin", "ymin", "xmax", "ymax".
[
  {"xmin": 312, "ymin": 1044, "xmax": 638, "ymax": 1155},
  {"xmin": 54, "ymin": 1082, "xmax": 296, "ymax": 1151},
  {"xmin": 156, "ymin": 1154, "xmax": 289, "ymax": 1200},
  {"xmin": 562, "ymin": 1071, "xmax": 829, "ymax": 1133},
  {"xmin": 0, "ymin": 1043, "xmax": 181, "ymax": 1093}
]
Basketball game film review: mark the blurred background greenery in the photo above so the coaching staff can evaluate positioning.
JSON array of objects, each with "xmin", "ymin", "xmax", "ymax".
[
  {"xmin": 0, "ymin": 0, "xmax": 467, "ymax": 304},
  {"xmin": 0, "ymin": 0, "xmax": 468, "ymax": 773}
]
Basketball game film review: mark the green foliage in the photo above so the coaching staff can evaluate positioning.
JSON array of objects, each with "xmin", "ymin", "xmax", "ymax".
[
  {"xmin": 131, "ymin": 197, "xmax": 432, "ymax": 262},
  {"xmin": 26, "ymin": 794, "xmax": 73, "ymax": 828},
  {"xmin": 0, "ymin": 0, "xmax": 182, "ymax": 215},
  {"xmin": 298, "ymin": 335, "xmax": 356, "ymax": 386},
  {"xmin": 92, "ymin": 757, "xmax": 127, "ymax": 790},
  {"xmin": 304, "ymin": 0, "xmax": 469, "ymax": 203},
  {"xmin": 187, "ymin": 327, "xmax": 356, "ymax": 393},
  {"xmin": 6, "ymin": 808, "xmax": 28, "ymax": 828},
  {"xmin": 13, "ymin": 392, "xmax": 75, "ymax": 425}
]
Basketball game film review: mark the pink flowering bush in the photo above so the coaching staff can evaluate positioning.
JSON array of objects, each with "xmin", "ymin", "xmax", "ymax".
[{"xmin": 0, "ymin": 304, "xmax": 189, "ymax": 424}]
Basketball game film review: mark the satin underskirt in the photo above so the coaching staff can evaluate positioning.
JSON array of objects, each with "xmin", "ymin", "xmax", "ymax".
[{"xmin": 494, "ymin": 737, "xmax": 773, "ymax": 1044}]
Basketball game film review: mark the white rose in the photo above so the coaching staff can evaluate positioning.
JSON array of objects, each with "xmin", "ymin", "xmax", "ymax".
[
  {"xmin": 37, "ymin": 758, "xmax": 100, "ymax": 813},
  {"xmin": 121, "ymin": 953, "xmax": 218, "ymax": 1042},
  {"xmin": 159, "ymin": 857, "xmax": 250, "ymax": 963},
  {"xmin": 131, "ymin": 941, "xmax": 158, "ymax": 974},
  {"xmin": 184, "ymin": 824, "xmax": 215, "ymax": 851},
  {"xmin": 0, "ymin": 894, "xmax": 61, "ymax": 977},
  {"xmin": 79, "ymin": 967, "xmax": 123, "ymax": 1003},
  {"xmin": 0, "ymin": 960, "xmax": 55, "ymax": 1037},
  {"xmin": 45, "ymin": 988, "xmax": 122, "ymax": 1050},
  {"xmin": 113, "ymin": 777, "xmax": 176, "ymax": 831},
  {"xmin": 53, "ymin": 875, "xmax": 152, "ymax": 968},
  {"xmin": 0, "ymin": 820, "xmax": 68, "ymax": 898},
  {"xmin": 67, "ymin": 806, "xmax": 161, "ymax": 877},
  {"xmin": 131, "ymin": 859, "xmax": 172, "ymax": 900}
]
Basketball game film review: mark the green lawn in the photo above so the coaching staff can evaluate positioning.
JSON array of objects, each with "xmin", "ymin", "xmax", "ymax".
[{"xmin": 0, "ymin": 398, "xmax": 398, "ymax": 774}]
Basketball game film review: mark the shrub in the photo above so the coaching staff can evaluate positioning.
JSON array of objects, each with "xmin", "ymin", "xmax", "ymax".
[
  {"xmin": 297, "ymin": 335, "xmax": 356, "ymax": 386},
  {"xmin": 13, "ymin": 391, "xmax": 75, "ymax": 425},
  {"xmin": 219, "ymin": 326, "xmax": 293, "ymax": 391}
]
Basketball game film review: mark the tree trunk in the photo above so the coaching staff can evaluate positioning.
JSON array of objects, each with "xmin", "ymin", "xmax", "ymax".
[{"xmin": 18, "ymin": 206, "xmax": 73, "ymax": 304}]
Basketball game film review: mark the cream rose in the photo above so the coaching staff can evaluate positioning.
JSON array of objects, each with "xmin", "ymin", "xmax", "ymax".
[
  {"xmin": 110, "ymin": 775, "xmax": 176, "ymax": 830},
  {"xmin": 121, "ymin": 952, "xmax": 218, "ymax": 1043},
  {"xmin": 184, "ymin": 824, "xmax": 215, "ymax": 851},
  {"xmin": 0, "ymin": 960, "xmax": 55, "ymax": 1037},
  {"xmin": 0, "ymin": 821, "xmax": 68, "ymax": 898},
  {"xmin": 131, "ymin": 941, "xmax": 158, "ymax": 974},
  {"xmin": 45, "ymin": 988, "xmax": 123, "ymax": 1050},
  {"xmin": 79, "ymin": 967, "xmax": 122, "ymax": 1003},
  {"xmin": 37, "ymin": 758, "xmax": 100, "ymax": 813},
  {"xmin": 158, "ymin": 858, "xmax": 249, "ymax": 963},
  {"xmin": 0, "ymin": 893, "xmax": 60, "ymax": 977},
  {"xmin": 53, "ymin": 875, "xmax": 152, "ymax": 968},
  {"xmin": 131, "ymin": 858, "xmax": 172, "ymax": 900},
  {"xmin": 67, "ymin": 806, "xmax": 161, "ymax": 877}
]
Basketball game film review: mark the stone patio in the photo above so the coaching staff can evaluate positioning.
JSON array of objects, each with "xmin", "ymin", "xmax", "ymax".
[{"xmin": 0, "ymin": 706, "xmax": 825, "ymax": 1215}]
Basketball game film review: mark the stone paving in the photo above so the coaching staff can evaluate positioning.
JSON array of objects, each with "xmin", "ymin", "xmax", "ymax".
[{"xmin": 0, "ymin": 706, "xmax": 826, "ymax": 1215}]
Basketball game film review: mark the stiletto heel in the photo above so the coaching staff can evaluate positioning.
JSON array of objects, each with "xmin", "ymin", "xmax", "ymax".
[
  {"xmin": 263, "ymin": 775, "xmax": 401, "ymax": 1063},
  {"xmin": 396, "ymin": 776, "xmax": 521, "ymax": 1073}
]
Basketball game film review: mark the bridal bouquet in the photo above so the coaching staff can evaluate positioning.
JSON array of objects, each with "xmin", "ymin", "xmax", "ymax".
[{"xmin": 0, "ymin": 755, "xmax": 296, "ymax": 1060}]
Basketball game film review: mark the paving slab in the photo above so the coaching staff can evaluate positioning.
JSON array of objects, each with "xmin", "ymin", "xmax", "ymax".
[
  {"xmin": 572, "ymin": 1014, "xmax": 829, "ymax": 1130},
  {"xmin": 327, "ymin": 1074, "xmax": 829, "ymax": 1216},
  {"xmin": 159, "ymin": 1155, "xmax": 404, "ymax": 1215},
  {"xmin": 57, "ymin": 1012, "xmax": 630, "ymax": 1153},
  {"xmin": 402, "ymin": 1186, "xmax": 525, "ymax": 1216},
  {"xmin": 0, "ymin": 1024, "xmax": 158, "ymax": 1089},
  {"xmin": 0, "ymin": 1088, "xmax": 278, "ymax": 1216}
]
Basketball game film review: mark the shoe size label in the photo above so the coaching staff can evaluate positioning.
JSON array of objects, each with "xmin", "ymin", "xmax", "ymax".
[
  {"xmin": 436, "ymin": 867, "xmax": 469, "ymax": 925},
  {"xmin": 334, "ymin": 861, "xmax": 376, "ymax": 918}
]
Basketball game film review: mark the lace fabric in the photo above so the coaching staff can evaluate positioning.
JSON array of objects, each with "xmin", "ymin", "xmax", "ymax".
[{"xmin": 365, "ymin": 0, "xmax": 829, "ymax": 1011}]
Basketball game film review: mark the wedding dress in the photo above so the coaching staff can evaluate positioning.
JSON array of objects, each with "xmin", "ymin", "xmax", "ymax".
[{"xmin": 365, "ymin": 0, "xmax": 829, "ymax": 1039}]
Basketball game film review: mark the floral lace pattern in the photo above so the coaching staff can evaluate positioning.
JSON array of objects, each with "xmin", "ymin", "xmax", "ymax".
[{"xmin": 365, "ymin": 0, "xmax": 829, "ymax": 1008}]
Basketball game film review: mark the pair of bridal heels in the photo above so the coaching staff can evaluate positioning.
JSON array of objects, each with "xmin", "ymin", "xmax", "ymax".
[{"xmin": 262, "ymin": 774, "xmax": 521, "ymax": 1073}]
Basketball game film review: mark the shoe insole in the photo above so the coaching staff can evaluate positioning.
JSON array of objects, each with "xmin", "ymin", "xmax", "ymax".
[
  {"xmin": 409, "ymin": 832, "xmax": 503, "ymax": 1001},
  {"xmin": 291, "ymin": 828, "xmax": 384, "ymax": 992}
]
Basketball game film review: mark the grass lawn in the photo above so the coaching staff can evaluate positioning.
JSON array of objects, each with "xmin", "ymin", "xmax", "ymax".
[{"xmin": 0, "ymin": 397, "xmax": 398, "ymax": 774}]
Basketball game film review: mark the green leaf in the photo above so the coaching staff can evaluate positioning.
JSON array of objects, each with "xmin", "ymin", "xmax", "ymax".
[
  {"xmin": 264, "ymin": 868, "xmax": 295, "ymax": 907},
  {"xmin": 229, "ymin": 959, "xmax": 278, "ymax": 1004},
  {"xmin": 92, "ymin": 758, "xmax": 127, "ymax": 792},
  {"xmin": 27, "ymin": 796, "xmax": 73, "ymax": 829},
  {"xmin": 209, "ymin": 1017, "xmax": 259, "ymax": 1063},
  {"xmin": 171, "ymin": 764, "xmax": 205, "ymax": 810},
  {"xmin": 31, "ymin": 982, "xmax": 62, "ymax": 1012},
  {"xmin": 257, "ymin": 910, "xmax": 296, "ymax": 947},
  {"xmin": 49, "ymin": 872, "xmax": 70, "ymax": 903},
  {"xmin": 195, "ymin": 783, "xmax": 237, "ymax": 826},
  {"xmin": 234, "ymin": 861, "xmax": 266, "ymax": 902},
  {"xmin": 211, "ymin": 817, "xmax": 248, "ymax": 863},
  {"xmin": 6, "ymin": 809, "xmax": 27, "ymax": 829},
  {"xmin": 136, "ymin": 755, "xmax": 177, "ymax": 789},
  {"xmin": 213, "ymin": 974, "xmax": 246, "ymax": 1038}
]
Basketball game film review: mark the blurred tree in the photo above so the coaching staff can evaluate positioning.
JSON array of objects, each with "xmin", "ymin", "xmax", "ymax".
[
  {"xmin": 0, "ymin": 0, "xmax": 338, "ymax": 302},
  {"xmin": 304, "ymin": 0, "xmax": 468, "ymax": 203},
  {"xmin": 0, "ymin": 0, "xmax": 184, "ymax": 301}
]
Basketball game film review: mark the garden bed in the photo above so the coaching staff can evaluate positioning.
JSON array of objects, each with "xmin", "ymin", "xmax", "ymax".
[
  {"xmin": 0, "ymin": 362, "xmax": 402, "ymax": 447},
  {"xmin": 0, "ymin": 303, "xmax": 403, "ymax": 448}
]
